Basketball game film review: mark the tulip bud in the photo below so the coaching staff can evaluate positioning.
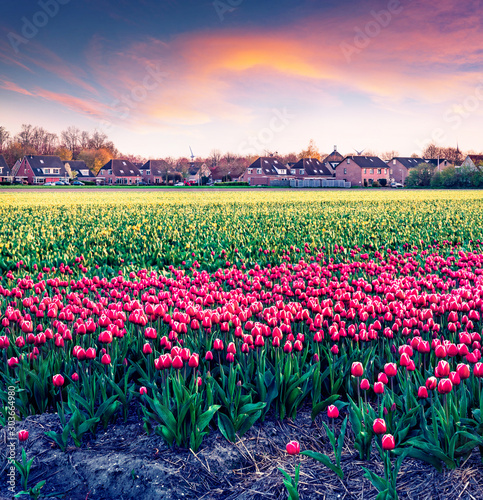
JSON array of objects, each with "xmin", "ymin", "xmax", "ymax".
[
  {"xmin": 101, "ymin": 354, "xmax": 111, "ymax": 365},
  {"xmin": 384, "ymin": 363, "xmax": 397, "ymax": 377},
  {"xmin": 139, "ymin": 386, "xmax": 147, "ymax": 395},
  {"xmin": 372, "ymin": 418, "xmax": 387, "ymax": 434},
  {"xmin": 351, "ymin": 362, "xmax": 363, "ymax": 377},
  {"xmin": 52, "ymin": 374, "xmax": 64, "ymax": 387},
  {"xmin": 381, "ymin": 434, "xmax": 396, "ymax": 450},
  {"xmin": 72, "ymin": 372, "xmax": 79, "ymax": 382},
  {"xmin": 286, "ymin": 440, "xmax": 300, "ymax": 455},
  {"xmin": 360, "ymin": 378, "xmax": 370, "ymax": 391},
  {"xmin": 327, "ymin": 405, "xmax": 339, "ymax": 419},
  {"xmin": 18, "ymin": 430, "xmax": 29, "ymax": 442},
  {"xmin": 172, "ymin": 355, "xmax": 183, "ymax": 369},
  {"xmin": 374, "ymin": 381, "xmax": 385, "ymax": 394},
  {"xmin": 417, "ymin": 386, "xmax": 428, "ymax": 399}
]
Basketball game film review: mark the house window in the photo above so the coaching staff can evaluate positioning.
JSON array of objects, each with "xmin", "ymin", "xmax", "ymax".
[
  {"xmin": 377, "ymin": 169, "xmax": 382, "ymax": 174},
  {"xmin": 384, "ymin": 169, "xmax": 387, "ymax": 174},
  {"xmin": 257, "ymin": 168, "xmax": 262, "ymax": 174},
  {"xmin": 248, "ymin": 169, "xmax": 252, "ymax": 174},
  {"xmin": 54, "ymin": 169, "xmax": 59, "ymax": 174},
  {"xmin": 146, "ymin": 170, "xmax": 151, "ymax": 175},
  {"xmin": 363, "ymin": 169, "xmax": 367, "ymax": 174},
  {"xmin": 369, "ymin": 169, "xmax": 373, "ymax": 174},
  {"xmin": 44, "ymin": 168, "xmax": 50, "ymax": 174},
  {"xmin": 40, "ymin": 160, "xmax": 44, "ymax": 164},
  {"xmin": 108, "ymin": 170, "xmax": 112, "ymax": 175},
  {"xmin": 347, "ymin": 159, "xmax": 350, "ymax": 164},
  {"xmin": 393, "ymin": 159, "xmax": 396, "ymax": 165},
  {"xmin": 291, "ymin": 169, "xmax": 295, "ymax": 175},
  {"xmin": 390, "ymin": 169, "xmax": 393, "ymax": 174},
  {"xmin": 344, "ymin": 168, "xmax": 347, "ymax": 174},
  {"xmin": 299, "ymin": 170, "xmax": 304, "ymax": 175},
  {"xmin": 122, "ymin": 161, "xmax": 127, "ymax": 166}
]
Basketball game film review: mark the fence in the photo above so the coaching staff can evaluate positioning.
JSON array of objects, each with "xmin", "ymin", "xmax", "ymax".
[{"xmin": 289, "ymin": 179, "xmax": 351, "ymax": 188}]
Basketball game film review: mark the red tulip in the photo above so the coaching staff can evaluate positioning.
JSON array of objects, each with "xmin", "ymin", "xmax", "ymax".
[
  {"xmin": 360, "ymin": 378, "xmax": 370, "ymax": 390},
  {"xmin": 205, "ymin": 350, "xmax": 213, "ymax": 361},
  {"xmin": 18, "ymin": 430, "xmax": 29, "ymax": 442},
  {"xmin": 426, "ymin": 376, "xmax": 437, "ymax": 390},
  {"xmin": 101, "ymin": 354, "xmax": 111, "ymax": 365},
  {"xmin": 8, "ymin": 357, "xmax": 19, "ymax": 368},
  {"xmin": 327, "ymin": 405, "xmax": 339, "ymax": 419},
  {"xmin": 143, "ymin": 343, "xmax": 153, "ymax": 355},
  {"xmin": 381, "ymin": 434, "xmax": 395, "ymax": 450},
  {"xmin": 85, "ymin": 347, "xmax": 96, "ymax": 360},
  {"xmin": 374, "ymin": 382, "xmax": 385, "ymax": 394},
  {"xmin": 139, "ymin": 386, "xmax": 147, "ymax": 395},
  {"xmin": 449, "ymin": 371, "xmax": 460, "ymax": 386},
  {"xmin": 373, "ymin": 418, "xmax": 387, "ymax": 435},
  {"xmin": 384, "ymin": 363, "xmax": 397, "ymax": 377},
  {"xmin": 172, "ymin": 355, "xmax": 183, "ymax": 369},
  {"xmin": 72, "ymin": 372, "xmax": 79, "ymax": 382},
  {"xmin": 417, "ymin": 386, "xmax": 428, "ymax": 399},
  {"xmin": 351, "ymin": 362, "xmax": 363, "ymax": 377},
  {"xmin": 188, "ymin": 353, "xmax": 199, "ymax": 368},
  {"xmin": 437, "ymin": 378, "xmax": 453, "ymax": 394},
  {"xmin": 456, "ymin": 363, "xmax": 470, "ymax": 379},
  {"xmin": 52, "ymin": 374, "xmax": 64, "ymax": 387},
  {"xmin": 286, "ymin": 440, "xmax": 300, "ymax": 455},
  {"xmin": 213, "ymin": 339, "xmax": 224, "ymax": 351}
]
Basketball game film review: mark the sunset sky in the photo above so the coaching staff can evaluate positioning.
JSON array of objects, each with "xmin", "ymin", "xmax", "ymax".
[{"xmin": 1, "ymin": 0, "xmax": 482, "ymax": 158}]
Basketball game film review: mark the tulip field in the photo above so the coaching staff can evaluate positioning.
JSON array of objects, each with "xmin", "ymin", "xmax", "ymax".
[{"xmin": 1, "ymin": 190, "xmax": 483, "ymax": 499}]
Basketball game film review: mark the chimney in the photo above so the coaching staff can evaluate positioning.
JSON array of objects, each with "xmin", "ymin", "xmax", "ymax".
[{"xmin": 334, "ymin": 145, "xmax": 337, "ymax": 151}]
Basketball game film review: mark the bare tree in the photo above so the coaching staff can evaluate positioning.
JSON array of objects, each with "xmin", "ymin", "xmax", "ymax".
[
  {"xmin": 80, "ymin": 130, "xmax": 90, "ymax": 150},
  {"xmin": 381, "ymin": 150, "xmax": 399, "ymax": 162},
  {"xmin": 89, "ymin": 130, "xmax": 108, "ymax": 150},
  {"xmin": 61, "ymin": 126, "xmax": 81, "ymax": 158},
  {"xmin": 16, "ymin": 124, "xmax": 34, "ymax": 149},
  {"xmin": 209, "ymin": 149, "xmax": 222, "ymax": 168}
]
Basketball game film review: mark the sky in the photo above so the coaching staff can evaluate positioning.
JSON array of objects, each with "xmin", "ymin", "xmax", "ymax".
[{"xmin": 0, "ymin": 0, "xmax": 482, "ymax": 158}]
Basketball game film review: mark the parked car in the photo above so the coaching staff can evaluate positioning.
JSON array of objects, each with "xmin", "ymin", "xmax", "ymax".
[
  {"xmin": 72, "ymin": 180, "xmax": 85, "ymax": 186},
  {"xmin": 137, "ymin": 181, "xmax": 149, "ymax": 186},
  {"xmin": 13, "ymin": 179, "xmax": 28, "ymax": 185},
  {"xmin": 390, "ymin": 182, "xmax": 403, "ymax": 188},
  {"xmin": 174, "ymin": 182, "xmax": 184, "ymax": 186},
  {"xmin": 54, "ymin": 181, "xmax": 65, "ymax": 186},
  {"xmin": 44, "ymin": 182, "xmax": 55, "ymax": 186}
]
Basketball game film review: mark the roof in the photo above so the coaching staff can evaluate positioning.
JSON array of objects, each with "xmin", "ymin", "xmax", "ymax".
[
  {"xmin": 25, "ymin": 155, "xmax": 67, "ymax": 177},
  {"xmin": 322, "ymin": 149, "xmax": 345, "ymax": 164},
  {"xmin": 0, "ymin": 155, "xmax": 10, "ymax": 175},
  {"xmin": 99, "ymin": 159, "xmax": 141, "ymax": 177},
  {"xmin": 248, "ymin": 157, "xmax": 283, "ymax": 176},
  {"xmin": 141, "ymin": 160, "xmax": 179, "ymax": 176},
  {"xmin": 391, "ymin": 157, "xmax": 426, "ymax": 169},
  {"xmin": 466, "ymin": 155, "xmax": 483, "ymax": 165},
  {"xmin": 341, "ymin": 156, "xmax": 388, "ymax": 169},
  {"xmin": 188, "ymin": 161, "xmax": 207, "ymax": 176},
  {"xmin": 63, "ymin": 160, "xmax": 96, "ymax": 178},
  {"xmin": 425, "ymin": 158, "xmax": 449, "ymax": 167},
  {"xmin": 291, "ymin": 158, "xmax": 332, "ymax": 176}
]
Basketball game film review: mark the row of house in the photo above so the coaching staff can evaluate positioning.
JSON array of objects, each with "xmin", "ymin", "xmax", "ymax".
[{"xmin": 0, "ymin": 149, "xmax": 478, "ymax": 187}]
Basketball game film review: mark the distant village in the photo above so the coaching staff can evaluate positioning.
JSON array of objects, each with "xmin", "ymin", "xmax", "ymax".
[
  {"xmin": 0, "ymin": 125, "xmax": 481, "ymax": 188},
  {"xmin": 1, "ymin": 148, "xmax": 482, "ymax": 189}
]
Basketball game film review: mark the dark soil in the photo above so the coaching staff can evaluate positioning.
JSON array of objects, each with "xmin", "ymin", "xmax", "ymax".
[{"xmin": 1, "ymin": 405, "xmax": 482, "ymax": 500}]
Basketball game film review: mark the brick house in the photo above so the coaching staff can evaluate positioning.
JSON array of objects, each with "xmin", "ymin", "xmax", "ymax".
[
  {"xmin": 387, "ymin": 157, "xmax": 451, "ymax": 184},
  {"xmin": 139, "ymin": 160, "xmax": 183, "ymax": 185},
  {"xmin": 335, "ymin": 156, "xmax": 390, "ymax": 187},
  {"xmin": 12, "ymin": 155, "xmax": 68, "ymax": 184},
  {"xmin": 289, "ymin": 158, "xmax": 334, "ymax": 179},
  {"xmin": 97, "ymin": 159, "xmax": 142, "ymax": 185},
  {"xmin": 0, "ymin": 155, "xmax": 12, "ymax": 183},
  {"xmin": 187, "ymin": 162, "xmax": 212, "ymax": 184},
  {"xmin": 63, "ymin": 160, "xmax": 96, "ymax": 182},
  {"xmin": 239, "ymin": 157, "xmax": 284, "ymax": 186},
  {"xmin": 322, "ymin": 146, "xmax": 345, "ymax": 173}
]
